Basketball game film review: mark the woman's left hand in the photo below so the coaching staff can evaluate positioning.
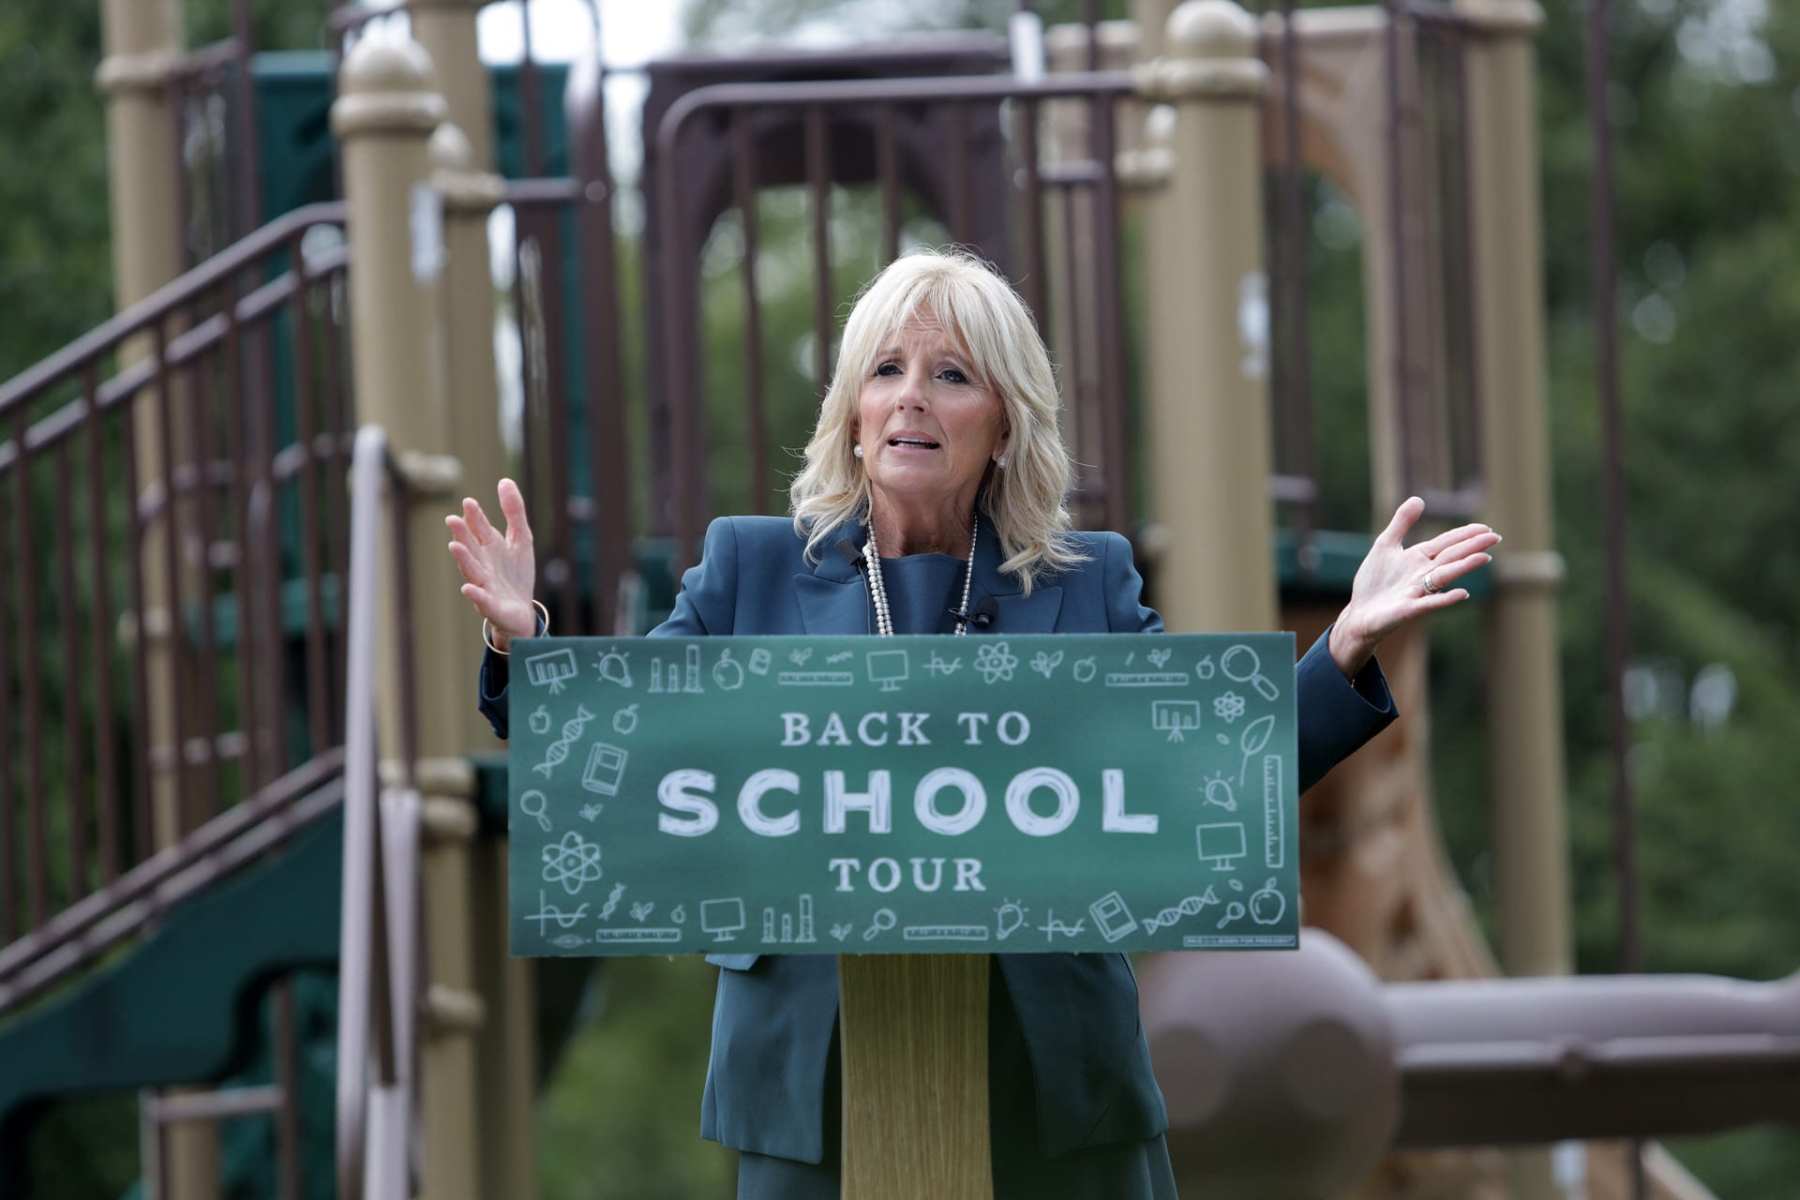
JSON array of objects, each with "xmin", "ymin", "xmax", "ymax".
[{"xmin": 1328, "ymin": 496, "xmax": 1500, "ymax": 678}]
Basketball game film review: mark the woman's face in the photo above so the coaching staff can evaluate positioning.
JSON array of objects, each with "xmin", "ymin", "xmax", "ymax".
[{"xmin": 854, "ymin": 312, "xmax": 1008, "ymax": 517}]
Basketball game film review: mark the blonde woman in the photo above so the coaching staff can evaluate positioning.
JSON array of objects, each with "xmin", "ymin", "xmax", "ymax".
[{"xmin": 450, "ymin": 249, "xmax": 1498, "ymax": 1198}]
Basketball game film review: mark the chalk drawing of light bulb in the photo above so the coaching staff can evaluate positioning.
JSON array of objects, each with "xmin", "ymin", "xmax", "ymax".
[
  {"xmin": 594, "ymin": 646, "xmax": 633, "ymax": 689},
  {"xmin": 1200, "ymin": 772, "xmax": 1237, "ymax": 812}
]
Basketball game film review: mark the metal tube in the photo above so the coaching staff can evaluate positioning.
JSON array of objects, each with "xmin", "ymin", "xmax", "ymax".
[
  {"xmin": 181, "ymin": 325, "xmax": 224, "ymax": 820},
  {"xmin": 223, "ymin": 263, "xmax": 262, "ymax": 790},
  {"xmin": 568, "ymin": 52, "xmax": 629, "ymax": 633},
  {"xmin": 1017, "ymin": 97, "xmax": 1048, "ymax": 328},
  {"xmin": 1382, "ymin": 0, "xmax": 1419, "ymax": 503},
  {"xmin": 289, "ymin": 233, "xmax": 331, "ymax": 759},
  {"xmin": 57, "ymin": 438, "xmax": 91, "ymax": 900},
  {"xmin": 532, "ymin": 205, "xmax": 577, "ymax": 634},
  {"xmin": 1089, "ymin": 91, "xmax": 1130, "ymax": 534},
  {"xmin": 948, "ymin": 101, "xmax": 970, "ymax": 243},
  {"xmin": 0, "ymin": 444, "xmax": 12, "ymax": 938},
  {"xmin": 807, "ymin": 105, "xmax": 832, "ymax": 392},
  {"xmin": 83, "ymin": 365, "xmax": 121, "ymax": 883},
  {"xmin": 122, "ymin": 384, "xmax": 154, "ymax": 864},
  {"xmin": 15, "ymin": 407, "xmax": 47, "ymax": 925},
  {"xmin": 732, "ymin": 109, "xmax": 769, "ymax": 513},
  {"xmin": 1277, "ymin": 0, "xmax": 1316, "ymax": 537},
  {"xmin": 878, "ymin": 104, "xmax": 901, "ymax": 264}
]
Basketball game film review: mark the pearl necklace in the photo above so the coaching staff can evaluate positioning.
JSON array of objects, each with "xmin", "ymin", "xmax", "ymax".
[{"xmin": 863, "ymin": 513, "xmax": 979, "ymax": 638}]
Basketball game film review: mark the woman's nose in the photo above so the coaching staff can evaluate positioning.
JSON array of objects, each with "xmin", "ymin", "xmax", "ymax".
[{"xmin": 896, "ymin": 366, "xmax": 930, "ymax": 410}]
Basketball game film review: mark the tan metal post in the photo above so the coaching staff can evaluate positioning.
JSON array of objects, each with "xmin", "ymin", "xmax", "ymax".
[
  {"xmin": 431, "ymin": 124, "xmax": 511, "ymax": 750},
  {"xmin": 98, "ymin": 0, "xmax": 188, "ymax": 851},
  {"xmin": 1137, "ymin": 1, "xmax": 1277, "ymax": 634},
  {"xmin": 1457, "ymin": 4, "xmax": 1567, "ymax": 1196},
  {"xmin": 98, "ymin": 6, "xmax": 221, "ymax": 1197},
  {"xmin": 431, "ymin": 121, "xmax": 539, "ymax": 1200},
  {"xmin": 412, "ymin": 0, "xmax": 495, "ymax": 172},
  {"xmin": 332, "ymin": 41, "xmax": 487, "ymax": 1200}
]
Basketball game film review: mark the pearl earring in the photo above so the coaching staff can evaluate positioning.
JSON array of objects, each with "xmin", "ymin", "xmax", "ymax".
[
  {"xmin": 995, "ymin": 454, "xmax": 1007, "ymax": 469},
  {"xmin": 853, "ymin": 445, "xmax": 865, "ymax": 460}
]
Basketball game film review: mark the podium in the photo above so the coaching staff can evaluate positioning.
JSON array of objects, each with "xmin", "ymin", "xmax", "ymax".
[{"xmin": 839, "ymin": 956, "xmax": 992, "ymax": 1199}]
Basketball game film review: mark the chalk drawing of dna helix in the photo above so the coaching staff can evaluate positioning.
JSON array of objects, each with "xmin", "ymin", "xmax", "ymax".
[
  {"xmin": 534, "ymin": 705, "xmax": 596, "ymax": 778},
  {"xmin": 1140, "ymin": 886, "xmax": 1222, "ymax": 934}
]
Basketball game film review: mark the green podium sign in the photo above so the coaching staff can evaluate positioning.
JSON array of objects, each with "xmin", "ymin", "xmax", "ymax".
[{"xmin": 508, "ymin": 633, "xmax": 1299, "ymax": 956}]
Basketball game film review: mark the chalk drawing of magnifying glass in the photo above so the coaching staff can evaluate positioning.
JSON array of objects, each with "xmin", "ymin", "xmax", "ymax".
[
  {"xmin": 862, "ymin": 908, "xmax": 897, "ymax": 942},
  {"xmin": 520, "ymin": 790, "xmax": 552, "ymax": 833},
  {"xmin": 1220, "ymin": 643, "xmax": 1280, "ymax": 702}
]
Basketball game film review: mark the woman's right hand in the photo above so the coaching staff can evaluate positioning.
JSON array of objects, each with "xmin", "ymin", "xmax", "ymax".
[{"xmin": 446, "ymin": 479, "xmax": 538, "ymax": 652}]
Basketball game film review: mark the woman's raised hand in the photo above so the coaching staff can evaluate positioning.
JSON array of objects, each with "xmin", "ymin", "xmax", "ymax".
[
  {"xmin": 1328, "ymin": 496, "xmax": 1500, "ymax": 677},
  {"xmin": 446, "ymin": 479, "xmax": 538, "ymax": 651}
]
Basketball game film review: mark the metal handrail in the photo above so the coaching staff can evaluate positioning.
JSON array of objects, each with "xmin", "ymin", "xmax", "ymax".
[
  {"xmin": 0, "ymin": 750, "xmax": 345, "ymax": 1012},
  {"xmin": 0, "ymin": 202, "xmax": 347, "ymax": 416},
  {"xmin": 336, "ymin": 426, "xmax": 422, "ymax": 1200}
]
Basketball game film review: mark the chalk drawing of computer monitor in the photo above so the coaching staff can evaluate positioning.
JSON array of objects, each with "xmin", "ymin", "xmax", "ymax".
[
  {"xmin": 701, "ymin": 898, "xmax": 747, "ymax": 941},
  {"xmin": 866, "ymin": 649, "xmax": 909, "ymax": 693},
  {"xmin": 1196, "ymin": 822, "xmax": 1248, "ymax": 871}
]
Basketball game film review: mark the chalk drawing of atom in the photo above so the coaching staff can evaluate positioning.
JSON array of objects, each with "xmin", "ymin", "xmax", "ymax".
[{"xmin": 542, "ymin": 831, "xmax": 604, "ymax": 896}]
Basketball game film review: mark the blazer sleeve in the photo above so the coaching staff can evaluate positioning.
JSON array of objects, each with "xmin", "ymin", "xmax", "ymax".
[
  {"xmin": 647, "ymin": 516, "xmax": 741, "ymax": 638},
  {"xmin": 1099, "ymin": 528, "xmax": 1397, "ymax": 792},
  {"xmin": 473, "ymin": 517, "xmax": 743, "ymax": 740}
]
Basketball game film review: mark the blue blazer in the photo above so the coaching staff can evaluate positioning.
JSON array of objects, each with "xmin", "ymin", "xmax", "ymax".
[{"xmin": 478, "ymin": 515, "xmax": 1397, "ymax": 1163}]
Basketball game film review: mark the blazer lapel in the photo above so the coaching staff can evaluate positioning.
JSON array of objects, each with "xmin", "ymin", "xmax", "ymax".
[
  {"xmin": 967, "ymin": 522, "xmax": 1064, "ymax": 633},
  {"xmin": 794, "ymin": 517, "xmax": 1065, "ymax": 635},
  {"xmin": 793, "ymin": 522, "xmax": 873, "ymax": 635}
]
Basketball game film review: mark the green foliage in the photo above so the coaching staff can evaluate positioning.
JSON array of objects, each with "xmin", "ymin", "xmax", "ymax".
[{"xmin": 537, "ymin": 958, "xmax": 736, "ymax": 1200}]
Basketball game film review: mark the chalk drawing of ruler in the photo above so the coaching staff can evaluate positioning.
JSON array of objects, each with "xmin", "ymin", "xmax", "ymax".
[
  {"xmin": 1104, "ymin": 672, "xmax": 1190, "ymax": 687},
  {"xmin": 593, "ymin": 928, "xmax": 681, "ymax": 944},
  {"xmin": 902, "ymin": 925, "xmax": 992, "ymax": 942},
  {"xmin": 777, "ymin": 670, "xmax": 855, "ymax": 686},
  {"xmin": 1262, "ymin": 755, "xmax": 1285, "ymax": 868}
]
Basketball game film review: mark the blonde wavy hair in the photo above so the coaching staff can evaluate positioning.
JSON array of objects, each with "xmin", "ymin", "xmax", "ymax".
[{"xmin": 789, "ymin": 248, "xmax": 1084, "ymax": 594}]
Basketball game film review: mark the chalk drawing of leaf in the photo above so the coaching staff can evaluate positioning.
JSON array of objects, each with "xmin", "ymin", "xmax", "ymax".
[{"xmin": 1239, "ymin": 714, "xmax": 1275, "ymax": 756}]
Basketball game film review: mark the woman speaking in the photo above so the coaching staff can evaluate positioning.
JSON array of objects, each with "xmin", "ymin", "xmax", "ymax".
[{"xmin": 447, "ymin": 249, "xmax": 1498, "ymax": 1198}]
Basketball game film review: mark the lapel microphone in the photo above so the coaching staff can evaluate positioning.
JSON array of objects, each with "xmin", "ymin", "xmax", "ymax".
[
  {"xmin": 950, "ymin": 596, "xmax": 998, "ymax": 629},
  {"xmin": 837, "ymin": 540, "xmax": 867, "ymax": 574}
]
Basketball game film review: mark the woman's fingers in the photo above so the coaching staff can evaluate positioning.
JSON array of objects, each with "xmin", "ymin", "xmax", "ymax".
[
  {"xmin": 496, "ymin": 478, "xmax": 533, "ymax": 545},
  {"xmin": 446, "ymin": 512, "xmax": 483, "ymax": 555},
  {"xmin": 1417, "ymin": 522, "xmax": 1494, "ymax": 559},
  {"xmin": 448, "ymin": 539, "xmax": 490, "ymax": 588},
  {"xmin": 1426, "ymin": 550, "xmax": 1492, "ymax": 590},
  {"xmin": 1379, "ymin": 496, "xmax": 1426, "ymax": 545},
  {"xmin": 1427, "ymin": 530, "xmax": 1500, "ymax": 567},
  {"xmin": 463, "ymin": 496, "xmax": 501, "ymax": 547}
]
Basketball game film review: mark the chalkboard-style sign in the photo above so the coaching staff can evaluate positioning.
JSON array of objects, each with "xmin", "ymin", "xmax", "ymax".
[{"xmin": 508, "ymin": 634, "xmax": 1298, "ymax": 956}]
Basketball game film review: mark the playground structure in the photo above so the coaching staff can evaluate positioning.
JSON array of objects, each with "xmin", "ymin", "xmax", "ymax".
[{"xmin": 0, "ymin": 0, "xmax": 1795, "ymax": 1197}]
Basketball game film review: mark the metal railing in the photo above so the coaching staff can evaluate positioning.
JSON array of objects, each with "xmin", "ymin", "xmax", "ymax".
[
  {"xmin": 335, "ymin": 425, "xmax": 425, "ymax": 1200},
  {"xmin": 651, "ymin": 70, "xmax": 1142, "ymax": 568},
  {"xmin": 0, "ymin": 201, "xmax": 353, "ymax": 957}
]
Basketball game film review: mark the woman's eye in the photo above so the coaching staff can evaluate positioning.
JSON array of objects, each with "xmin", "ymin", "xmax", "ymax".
[
  {"xmin": 874, "ymin": 362, "xmax": 900, "ymax": 377},
  {"xmin": 941, "ymin": 368, "xmax": 968, "ymax": 384}
]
